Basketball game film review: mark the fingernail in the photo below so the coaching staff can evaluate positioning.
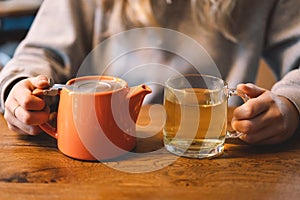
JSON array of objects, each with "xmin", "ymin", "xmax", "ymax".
[
  {"xmin": 38, "ymin": 78, "xmax": 49, "ymax": 85},
  {"xmin": 245, "ymin": 83, "xmax": 255, "ymax": 89}
]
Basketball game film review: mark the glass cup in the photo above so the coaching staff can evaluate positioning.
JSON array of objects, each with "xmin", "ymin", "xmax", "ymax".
[{"xmin": 163, "ymin": 74, "xmax": 248, "ymax": 159}]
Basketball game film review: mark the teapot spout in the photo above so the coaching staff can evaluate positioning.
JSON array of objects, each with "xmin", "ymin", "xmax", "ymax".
[{"xmin": 127, "ymin": 84, "xmax": 152, "ymax": 122}]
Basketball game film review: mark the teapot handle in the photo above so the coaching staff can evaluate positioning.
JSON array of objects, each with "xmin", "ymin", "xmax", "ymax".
[
  {"xmin": 39, "ymin": 122, "xmax": 58, "ymax": 139},
  {"xmin": 32, "ymin": 88, "xmax": 59, "ymax": 139}
]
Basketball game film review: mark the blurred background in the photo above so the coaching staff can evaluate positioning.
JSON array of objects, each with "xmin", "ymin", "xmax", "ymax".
[
  {"xmin": 0, "ymin": 0, "xmax": 43, "ymax": 68},
  {"xmin": 0, "ymin": 0, "xmax": 276, "ymax": 89}
]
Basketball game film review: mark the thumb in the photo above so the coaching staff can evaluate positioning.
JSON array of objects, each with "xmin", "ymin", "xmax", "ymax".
[
  {"xmin": 237, "ymin": 83, "xmax": 266, "ymax": 98},
  {"xmin": 28, "ymin": 75, "xmax": 51, "ymax": 89}
]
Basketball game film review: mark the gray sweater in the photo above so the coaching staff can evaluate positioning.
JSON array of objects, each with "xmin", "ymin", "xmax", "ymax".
[{"xmin": 0, "ymin": 0, "xmax": 299, "ymax": 114}]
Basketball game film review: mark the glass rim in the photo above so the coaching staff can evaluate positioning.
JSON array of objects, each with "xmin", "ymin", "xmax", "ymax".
[{"xmin": 165, "ymin": 74, "xmax": 228, "ymax": 91}]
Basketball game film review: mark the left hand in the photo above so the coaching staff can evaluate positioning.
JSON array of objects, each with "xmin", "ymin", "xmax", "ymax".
[
  {"xmin": 4, "ymin": 75, "xmax": 51, "ymax": 135},
  {"xmin": 231, "ymin": 83, "xmax": 300, "ymax": 145}
]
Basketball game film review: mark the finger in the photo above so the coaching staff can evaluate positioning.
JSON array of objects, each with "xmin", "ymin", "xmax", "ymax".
[
  {"xmin": 14, "ymin": 106, "xmax": 50, "ymax": 125},
  {"xmin": 13, "ymin": 88, "xmax": 46, "ymax": 111},
  {"xmin": 233, "ymin": 97, "xmax": 270, "ymax": 119},
  {"xmin": 8, "ymin": 78, "xmax": 48, "ymax": 111},
  {"xmin": 239, "ymin": 125, "xmax": 288, "ymax": 145},
  {"xmin": 240, "ymin": 124, "xmax": 274, "ymax": 144},
  {"xmin": 5, "ymin": 92, "xmax": 45, "ymax": 113},
  {"xmin": 28, "ymin": 75, "xmax": 50, "ymax": 89},
  {"xmin": 6, "ymin": 123, "xmax": 29, "ymax": 135},
  {"xmin": 232, "ymin": 99, "xmax": 283, "ymax": 134},
  {"xmin": 5, "ymin": 101, "xmax": 20, "ymax": 118},
  {"xmin": 5, "ymin": 102, "xmax": 50, "ymax": 126},
  {"xmin": 231, "ymin": 115, "xmax": 263, "ymax": 135},
  {"xmin": 4, "ymin": 106, "xmax": 45, "ymax": 135},
  {"xmin": 237, "ymin": 83, "xmax": 266, "ymax": 98},
  {"xmin": 6, "ymin": 115, "xmax": 43, "ymax": 135}
]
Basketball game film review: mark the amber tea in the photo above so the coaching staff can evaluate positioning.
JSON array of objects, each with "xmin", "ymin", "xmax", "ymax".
[
  {"xmin": 163, "ymin": 74, "xmax": 249, "ymax": 158},
  {"xmin": 163, "ymin": 74, "xmax": 232, "ymax": 158},
  {"xmin": 163, "ymin": 87, "xmax": 227, "ymax": 158}
]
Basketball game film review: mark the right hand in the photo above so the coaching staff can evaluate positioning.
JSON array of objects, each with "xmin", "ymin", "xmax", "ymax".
[
  {"xmin": 231, "ymin": 83, "xmax": 299, "ymax": 145},
  {"xmin": 4, "ymin": 75, "xmax": 51, "ymax": 135}
]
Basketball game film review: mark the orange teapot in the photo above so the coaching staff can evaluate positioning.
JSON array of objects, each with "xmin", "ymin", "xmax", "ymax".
[{"xmin": 33, "ymin": 76, "xmax": 151, "ymax": 161}]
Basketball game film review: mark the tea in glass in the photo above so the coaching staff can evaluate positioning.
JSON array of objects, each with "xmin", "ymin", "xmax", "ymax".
[{"xmin": 163, "ymin": 75, "xmax": 228, "ymax": 158}]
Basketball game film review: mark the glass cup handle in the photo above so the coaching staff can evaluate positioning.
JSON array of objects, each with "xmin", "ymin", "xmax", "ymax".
[{"xmin": 226, "ymin": 88, "xmax": 250, "ymax": 138}]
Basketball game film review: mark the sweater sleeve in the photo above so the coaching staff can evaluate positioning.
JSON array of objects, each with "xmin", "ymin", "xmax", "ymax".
[
  {"xmin": 271, "ymin": 68, "xmax": 300, "ymax": 114},
  {"xmin": 0, "ymin": 0, "xmax": 95, "ymax": 113},
  {"xmin": 263, "ymin": 0, "xmax": 300, "ymax": 114},
  {"xmin": 262, "ymin": 0, "xmax": 300, "ymax": 79}
]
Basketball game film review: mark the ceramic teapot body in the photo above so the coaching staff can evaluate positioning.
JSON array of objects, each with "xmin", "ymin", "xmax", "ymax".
[{"xmin": 34, "ymin": 76, "xmax": 151, "ymax": 160}]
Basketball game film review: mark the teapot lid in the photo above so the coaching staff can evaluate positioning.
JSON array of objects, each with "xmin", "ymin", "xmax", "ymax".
[{"xmin": 68, "ymin": 76, "xmax": 127, "ymax": 93}]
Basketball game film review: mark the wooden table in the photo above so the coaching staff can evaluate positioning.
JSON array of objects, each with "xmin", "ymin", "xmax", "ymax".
[{"xmin": 1, "ymin": 105, "xmax": 300, "ymax": 199}]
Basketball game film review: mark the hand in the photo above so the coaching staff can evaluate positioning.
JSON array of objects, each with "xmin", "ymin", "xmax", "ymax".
[
  {"xmin": 4, "ymin": 75, "xmax": 51, "ymax": 135},
  {"xmin": 231, "ymin": 83, "xmax": 300, "ymax": 145}
]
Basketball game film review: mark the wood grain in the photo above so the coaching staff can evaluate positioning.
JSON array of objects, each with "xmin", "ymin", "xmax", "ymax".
[{"xmin": 1, "ymin": 105, "xmax": 300, "ymax": 199}]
